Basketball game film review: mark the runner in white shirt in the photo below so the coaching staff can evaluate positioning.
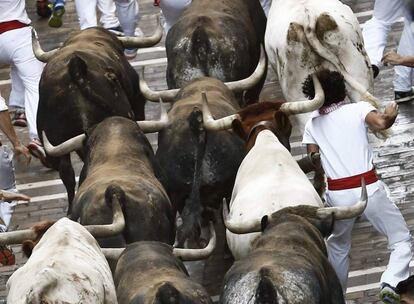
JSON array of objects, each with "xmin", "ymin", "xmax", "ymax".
[
  {"xmin": 301, "ymin": 70, "xmax": 412, "ymax": 304},
  {"xmin": 0, "ymin": 0, "xmax": 47, "ymax": 165}
]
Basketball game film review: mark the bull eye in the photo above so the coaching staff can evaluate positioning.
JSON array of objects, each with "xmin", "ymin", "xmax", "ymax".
[{"xmin": 94, "ymin": 42, "xmax": 104, "ymax": 47}]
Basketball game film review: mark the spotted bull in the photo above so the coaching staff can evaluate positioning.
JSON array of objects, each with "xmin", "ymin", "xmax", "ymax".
[
  {"xmin": 43, "ymin": 107, "xmax": 175, "ymax": 247},
  {"xmin": 32, "ymin": 21, "xmax": 162, "ymax": 204},
  {"xmin": 101, "ymin": 222, "xmax": 216, "ymax": 304},
  {"xmin": 2, "ymin": 194, "xmax": 125, "ymax": 304},
  {"xmin": 202, "ymin": 74, "xmax": 326, "ymax": 259},
  {"xmin": 165, "ymin": 0, "xmax": 267, "ymax": 106},
  {"xmin": 265, "ymin": 0, "xmax": 378, "ymax": 134},
  {"xmin": 220, "ymin": 186, "xmax": 367, "ymax": 304},
  {"xmin": 139, "ymin": 50, "xmax": 266, "ymax": 245}
]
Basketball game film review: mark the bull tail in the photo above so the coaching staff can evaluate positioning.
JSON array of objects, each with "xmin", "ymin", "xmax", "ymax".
[
  {"xmin": 190, "ymin": 20, "xmax": 212, "ymax": 76},
  {"xmin": 255, "ymin": 268, "xmax": 279, "ymax": 304},
  {"xmin": 303, "ymin": 17, "xmax": 379, "ymax": 108},
  {"xmin": 177, "ymin": 106, "xmax": 207, "ymax": 246}
]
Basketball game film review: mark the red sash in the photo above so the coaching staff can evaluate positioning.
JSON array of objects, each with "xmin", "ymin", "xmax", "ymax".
[
  {"xmin": 0, "ymin": 20, "xmax": 28, "ymax": 35},
  {"xmin": 327, "ymin": 169, "xmax": 378, "ymax": 191}
]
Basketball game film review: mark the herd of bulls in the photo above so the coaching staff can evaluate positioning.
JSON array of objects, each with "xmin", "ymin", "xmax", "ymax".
[{"xmin": 1, "ymin": 0, "xmax": 387, "ymax": 303}]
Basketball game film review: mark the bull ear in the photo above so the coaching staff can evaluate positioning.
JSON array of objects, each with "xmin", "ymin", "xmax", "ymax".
[
  {"xmin": 255, "ymin": 268, "xmax": 278, "ymax": 304},
  {"xmin": 260, "ymin": 215, "xmax": 269, "ymax": 232},
  {"xmin": 231, "ymin": 119, "xmax": 247, "ymax": 141},
  {"xmin": 309, "ymin": 213, "xmax": 334, "ymax": 238},
  {"xmin": 154, "ymin": 282, "xmax": 180, "ymax": 303},
  {"xmin": 68, "ymin": 53, "xmax": 88, "ymax": 82},
  {"xmin": 274, "ymin": 111, "xmax": 292, "ymax": 135}
]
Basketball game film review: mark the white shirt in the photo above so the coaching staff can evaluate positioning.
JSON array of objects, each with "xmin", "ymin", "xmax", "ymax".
[
  {"xmin": 0, "ymin": 0, "xmax": 31, "ymax": 24},
  {"xmin": 302, "ymin": 102, "xmax": 381, "ymax": 197},
  {"xmin": 0, "ymin": 92, "xmax": 7, "ymax": 112}
]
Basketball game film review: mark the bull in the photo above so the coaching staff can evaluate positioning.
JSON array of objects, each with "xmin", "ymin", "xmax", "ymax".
[
  {"xmin": 397, "ymin": 275, "xmax": 414, "ymax": 304},
  {"xmin": 220, "ymin": 184, "xmax": 367, "ymax": 304},
  {"xmin": 265, "ymin": 0, "xmax": 379, "ymax": 134},
  {"xmin": 138, "ymin": 49, "xmax": 266, "ymax": 245},
  {"xmin": 32, "ymin": 20, "xmax": 162, "ymax": 204},
  {"xmin": 43, "ymin": 105, "xmax": 174, "ymax": 247},
  {"xmin": 164, "ymin": 0, "xmax": 267, "ymax": 106},
  {"xmin": 102, "ymin": 222, "xmax": 216, "ymax": 304},
  {"xmin": 2, "ymin": 191, "xmax": 124, "ymax": 304},
  {"xmin": 202, "ymin": 74, "xmax": 326, "ymax": 259}
]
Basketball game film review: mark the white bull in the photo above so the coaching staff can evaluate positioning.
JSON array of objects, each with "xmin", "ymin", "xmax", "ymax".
[
  {"xmin": 265, "ymin": 0, "xmax": 377, "ymax": 134},
  {"xmin": 225, "ymin": 130, "xmax": 323, "ymax": 260},
  {"xmin": 6, "ymin": 218, "xmax": 118, "ymax": 303}
]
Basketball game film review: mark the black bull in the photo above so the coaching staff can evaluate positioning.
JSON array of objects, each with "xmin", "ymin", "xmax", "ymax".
[
  {"xmin": 69, "ymin": 117, "xmax": 175, "ymax": 248},
  {"xmin": 165, "ymin": 0, "xmax": 267, "ymax": 105},
  {"xmin": 155, "ymin": 78, "xmax": 245, "ymax": 245},
  {"xmin": 221, "ymin": 206, "xmax": 345, "ymax": 304},
  {"xmin": 34, "ymin": 27, "xmax": 152, "ymax": 204}
]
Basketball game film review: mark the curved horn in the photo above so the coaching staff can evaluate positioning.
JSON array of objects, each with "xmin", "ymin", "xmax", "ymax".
[
  {"xmin": 223, "ymin": 198, "xmax": 262, "ymax": 234},
  {"xmin": 224, "ymin": 44, "xmax": 266, "ymax": 93},
  {"xmin": 136, "ymin": 98, "xmax": 169, "ymax": 133},
  {"xmin": 280, "ymin": 74, "xmax": 325, "ymax": 115},
  {"xmin": 84, "ymin": 192, "xmax": 125, "ymax": 238},
  {"xmin": 202, "ymin": 91, "xmax": 240, "ymax": 131},
  {"xmin": 0, "ymin": 228, "xmax": 37, "ymax": 246},
  {"xmin": 101, "ymin": 248, "xmax": 125, "ymax": 260},
  {"xmin": 31, "ymin": 28, "xmax": 59, "ymax": 62},
  {"xmin": 316, "ymin": 178, "xmax": 367, "ymax": 220},
  {"xmin": 139, "ymin": 68, "xmax": 179, "ymax": 102},
  {"xmin": 173, "ymin": 221, "xmax": 216, "ymax": 261},
  {"xmin": 118, "ymin": 14, "xmax": 163, "ymax": 48},
  {"xmin": 42, "ymin": 131, "xmax": 86, "ymax": 157}
]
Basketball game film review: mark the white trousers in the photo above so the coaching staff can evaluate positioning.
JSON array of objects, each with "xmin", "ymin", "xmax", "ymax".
[
  {"xmin": 0, "ymin": 146, "xmax": 17, "ymax": 231},
  {"xmin": 362, "ymin": 0, "xmax": 414, "ymax": 92},
  {"xmin": 159, "ymin": 0, "xmax": 271, "ymax": 33},
  {"xmin": 9, "ymin": 68, "xmax": 25, "ymax": 110},
  {"xmin": 114, "ymin": 0, "xmax": 139, "ymax": 37},
  {"xmin": 326, "ymin": 182, "xmax": 412, "ymax": 290},
  {"xmin": 0, "ymin": 27, "xmax": 43, "ymax": 140},
  {"xmin": 74, "ymin": 0, "xmax": 120, "ymax": 30}
]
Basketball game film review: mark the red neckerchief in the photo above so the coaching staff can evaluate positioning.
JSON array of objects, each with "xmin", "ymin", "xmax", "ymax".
[{"xmin": 318, "ymin": 101, "xmax": 347, "ymax": 115}]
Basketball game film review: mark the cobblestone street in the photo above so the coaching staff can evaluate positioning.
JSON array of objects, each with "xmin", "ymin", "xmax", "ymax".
[{"xmin": 0, "ymin": 0, "xmax": 413, "ymax": 303}]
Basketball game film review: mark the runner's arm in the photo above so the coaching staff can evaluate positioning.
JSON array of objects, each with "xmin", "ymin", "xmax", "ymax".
[{"xmin": 365, "ymin": 102, "xmax": 398, "ymax": 131}]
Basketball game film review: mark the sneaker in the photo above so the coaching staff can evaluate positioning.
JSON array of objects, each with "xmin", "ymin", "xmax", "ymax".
[
  {"xmin": 380, "ymin": 283, "xmax": 401, "ymax": 304},
  {"xmin": 107, "ymin": 25, "xmax": 124, "ymax": 37},
  {"xmin": 0, "ymin": 245, "xmax": 15, "ymax": 266},
  {"xmin": 36, "ymin": 0, "xmax": 51, "ymax": 18},
  {"xmin": 372, "ymin": 64, "xmax": 380, "ymax": 79},
  {"xmin": 27, "ymin": 138, "xmax": 50, "ymax": 168},
  {"xmin": 395, "ymin": 88, "xmax": 414, "ymax": 103},
  {"xmin": 12, "ymin": 110, "xmax": 27, "ymax": 128},
  {"xmin": 124, "ymin": 48, "xmax": 138, "ymax": 60},
  {"xmin": 48, "ymin": 3, "xmax": 65, "ymax": 28}
]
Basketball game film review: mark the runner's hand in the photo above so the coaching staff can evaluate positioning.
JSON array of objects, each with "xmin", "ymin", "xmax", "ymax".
[
  {"xmin": 13, "ymin": 143, "xmax": 31, "ymax": 166},
  {"xmin": 0, "ymin": 190, "xmax": 30, "ymax": 203},
  {"xmin": 382, "ymin": 51, "xmax": 403, "ymax": 66},
  {"xmin": 385, "ymin": 101, "xmax": 398, "ymax": 118}
]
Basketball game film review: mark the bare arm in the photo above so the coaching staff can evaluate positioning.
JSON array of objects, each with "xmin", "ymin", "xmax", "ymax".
[
  {"xmin": 0, "ymin": 110, "xmax": 31, "ymax": 163},
  {"xmin": 0, "ymin": 190, "xmax": 30, "ymax": 203},
  {"xmin": 382, "ymin": 51, "xmax": 414, "ymax": 68},
  {"xmin": 365, "ymin": 102, "xmax": 398, "ymax": 131}
]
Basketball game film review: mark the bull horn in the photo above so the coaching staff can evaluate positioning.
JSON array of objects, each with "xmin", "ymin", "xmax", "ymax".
[
  {"xmin": 101, "ymin": 248, "xmax": 125, "ymax": 260},
  {"xmin": 31, "ymin": 28, "xmax": 59, "ymax": 62},
  {"xmin": 42, "ymin": 131, "xmax": 86, "ymax": 157},
  {"xmin": 223, "ymin": 198, "xmax": 262, "ymax": 234},
  {"xmin": 0, "ymin": 228, "xmax": 37, "ymax": 246},
  {"xmin": 84, "ymin": 191, "xmax": 125, "ymax": 238},
  {"xmin": 280, "ymin": 74, "xmax": 325, "ymax": 115},
  {"xmin": 224, "ymin": 44, "xmax": 266, "ymax": 93},
  {"xmin": 173, "ymin": 221, "xmax": 216, "ymax": 261},
  {"xmin": 202, "ymin": 91, "xmax": 240, "ymax": 131},
  {"xmin": 118, "ymin": 14, "xmax": 163, "ymax": 48},
  {"xmin": 136, "ymin": 98, "xmax": 169, "ymax": 133},
  {"xmin": 139, "ymin": 68, "xmax": 179, "ymax": 102},
  {"xmin": 316, "ymin": 178, "xmax": 367, "ymax": 220}
]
